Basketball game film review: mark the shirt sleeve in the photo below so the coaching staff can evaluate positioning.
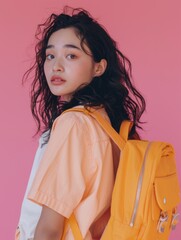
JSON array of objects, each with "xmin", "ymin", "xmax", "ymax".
[{"xmin": 28, "ymin": 112, "xmax": 90, "ymax": 218}]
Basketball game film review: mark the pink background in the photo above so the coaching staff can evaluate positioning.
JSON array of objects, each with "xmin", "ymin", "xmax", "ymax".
[{"xmin": 0, "ymin": 0, "xmax": 180, "ymax": 239}]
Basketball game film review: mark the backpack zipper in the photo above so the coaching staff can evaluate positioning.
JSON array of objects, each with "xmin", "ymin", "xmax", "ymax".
[{"xmin": 129, "ymin": 142, "xmax": 152, "ymax": 227}]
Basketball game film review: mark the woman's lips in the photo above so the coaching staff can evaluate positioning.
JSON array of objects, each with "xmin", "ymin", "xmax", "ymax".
[{"xmin": 50, "ymin": 76, "xmax": 66, "ymax": 85}]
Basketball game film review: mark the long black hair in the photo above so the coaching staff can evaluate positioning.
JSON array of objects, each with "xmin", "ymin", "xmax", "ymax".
[{"xmin": 24, "ymin": 6, "xmax": 146, "ymax": 139}]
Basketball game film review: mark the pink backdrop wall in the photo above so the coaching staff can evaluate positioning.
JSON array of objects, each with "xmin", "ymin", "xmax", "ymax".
[{"xmin": 0, "ymin": 0, "xmax": 180, "ymax": 239}]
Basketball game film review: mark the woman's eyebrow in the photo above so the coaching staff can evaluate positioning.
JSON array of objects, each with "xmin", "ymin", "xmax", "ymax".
[
  {"xmin": 46, "ymin": 44, "xmax": 82, "ymax": 51},
  {"xmin": 64, "ymin": 44, "xmax": 82, "ymax": 51},
  {"xmin": 46, "ymin": 44, "xmax": 54, "ymax": 49}
]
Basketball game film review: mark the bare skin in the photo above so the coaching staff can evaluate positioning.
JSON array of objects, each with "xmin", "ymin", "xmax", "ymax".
[
  {"xmin": 90, "ymin": 208, "xmax": 110, "ymax": 240},
  {"xmin": 34, "ymin": 206, "xmax": 65, "ymax": 240}
]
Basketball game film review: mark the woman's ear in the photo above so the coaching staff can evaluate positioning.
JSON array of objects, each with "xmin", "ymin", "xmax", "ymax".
[{"xmin": 94, "ymin": 59, "xmax": 107, "ymax": 77}]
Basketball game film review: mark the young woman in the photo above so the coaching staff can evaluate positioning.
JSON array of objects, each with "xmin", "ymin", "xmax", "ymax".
[{"xmin": 16, "ymin": 7, "xmax": 146, "ymax": 240}]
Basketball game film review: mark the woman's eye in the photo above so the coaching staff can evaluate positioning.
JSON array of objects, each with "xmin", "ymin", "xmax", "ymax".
[
  {"xmin": 66, "ymin": 54, "xmax": 77, "ymax": 60},
  {"xmin": 46, "ymin": 54, "xmax": 54, "ymax": 60}
]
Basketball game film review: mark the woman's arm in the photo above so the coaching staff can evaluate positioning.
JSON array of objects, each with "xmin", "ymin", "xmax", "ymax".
[
  {"xmin": 90, "ymin": 207, "xmax": 110, "ymax": 239},
  {"xmin": 34, "ymin": 205, "xmax": 65, "ymax": 240}
]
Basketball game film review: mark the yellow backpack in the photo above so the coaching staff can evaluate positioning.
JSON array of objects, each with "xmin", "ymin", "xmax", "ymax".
[{"xmin": 63, "ymin": 107, "xmax": 180, "ymax": 240}]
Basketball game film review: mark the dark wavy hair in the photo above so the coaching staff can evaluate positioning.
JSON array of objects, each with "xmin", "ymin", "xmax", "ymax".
[{"xmin": 24, "ymin": 6, "xmax": 146, "ymax": 139}]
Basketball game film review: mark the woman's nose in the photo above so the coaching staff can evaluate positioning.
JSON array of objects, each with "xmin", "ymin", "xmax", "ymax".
[{"xmin": 52, "ymin": 59, "xmax": 64, "ymax": 72}]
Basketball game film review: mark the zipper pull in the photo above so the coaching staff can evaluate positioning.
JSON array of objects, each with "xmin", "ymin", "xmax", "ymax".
[
  {"xmin": 171, "ymin": 212, "xmax": 179, "ymax": 230},
  {"xmin": 157, "ymin": 212, "xmax": 168, "ymax": 233}
]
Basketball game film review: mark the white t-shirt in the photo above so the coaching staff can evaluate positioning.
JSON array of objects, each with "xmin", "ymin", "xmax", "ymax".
[{"xmin": 17, "ymin": 132, "xmax": 48, "ymax": 240}]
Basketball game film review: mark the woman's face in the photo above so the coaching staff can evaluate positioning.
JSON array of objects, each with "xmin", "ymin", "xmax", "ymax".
[{"xmin": 44, "ymin": 27, "xmax": 99, "ymax": 101}]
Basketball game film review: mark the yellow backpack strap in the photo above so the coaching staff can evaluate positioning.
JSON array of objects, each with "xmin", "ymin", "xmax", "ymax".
[
  {"xmin": 69, "ymin": 214, "xmax": 83, "ymax": 240},
  {"xmin": 62, "ymin": 214, "xmax": 83, "ymax": 240},
  {"xmin": 63, "ymin": 107, "xmax": 126, "ymax": 151},
  {"xmin": 119, "ymin": 120, "xmax": 133, "ymax": 141}
]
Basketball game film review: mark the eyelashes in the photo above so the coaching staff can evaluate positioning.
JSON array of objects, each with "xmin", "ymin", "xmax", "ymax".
[
  {"xmin": 66, "ymin": 54, "xmax": 77, "ymax": 60},
  {"xmin": 45, "ymin": 54, "xmax": 54, "ymax": 60},
  {"xmin": 45, "ymin": 53, "xmax": 78, "ymax": 61}
]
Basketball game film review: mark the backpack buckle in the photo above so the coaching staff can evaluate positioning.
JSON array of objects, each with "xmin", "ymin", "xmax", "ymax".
[
  {"xmin": 157, "ymin": 212, "xmax": 168, "ymax": 233},
  {"xmin": 171, "ymin": 212, "xmax": 179, "ymax": 230}
]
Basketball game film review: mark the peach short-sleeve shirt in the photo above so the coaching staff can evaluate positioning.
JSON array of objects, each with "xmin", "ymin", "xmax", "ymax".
[{"xmin": 28, "ymin": 108, "xmax": 114, "ymax": 239}]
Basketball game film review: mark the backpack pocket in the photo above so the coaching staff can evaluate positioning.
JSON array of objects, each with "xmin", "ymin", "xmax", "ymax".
[
  {"xmin": 101, "ymin": 218, "xmax": 143, "ymax": 240},
  {"xmin": 153, "ymin": 173, "xmax": 180, "ymax": 235}
]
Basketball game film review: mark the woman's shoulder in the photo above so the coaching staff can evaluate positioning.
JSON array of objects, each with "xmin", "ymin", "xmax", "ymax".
[
  {"xmin": 54, "ymin": 106, "xmax": 109, "ymax": 128},
  {"xmin": 52, "ymin": 107, "xmax": 90, "ymax": 130}
]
